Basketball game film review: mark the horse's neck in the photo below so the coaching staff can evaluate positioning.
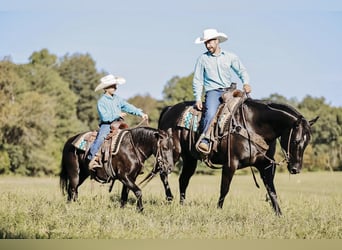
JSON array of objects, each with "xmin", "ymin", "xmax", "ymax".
[
  {"xmin": 242, "ymin": 100, "xmax": 298, "ymax": 139},
  {"xmin": 130, "ymin": 129, "xmax": 156, "ymax": 159}
]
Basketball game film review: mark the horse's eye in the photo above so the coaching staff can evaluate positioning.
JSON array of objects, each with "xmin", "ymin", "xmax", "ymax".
[{"xmin": 293, "ymin": 140, "xmax": 301, "ymax": 145}]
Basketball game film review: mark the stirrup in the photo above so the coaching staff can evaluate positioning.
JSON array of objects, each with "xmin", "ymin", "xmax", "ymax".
[
  {"xmin": 195, "ymin": 135, "xmax": 211, "ymax": 155},
  {"xmin": 88, "ymin": 155, "xmax": 101, "ymax": 170}
]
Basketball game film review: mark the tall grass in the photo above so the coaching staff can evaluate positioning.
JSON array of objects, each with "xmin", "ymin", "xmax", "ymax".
[{"xmin": 0, "ymin": 172, "xmax": 341, "ymax": 239}]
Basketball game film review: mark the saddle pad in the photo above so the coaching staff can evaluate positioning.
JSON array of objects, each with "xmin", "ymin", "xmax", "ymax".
[
  {"xmin": 71, "ymin": 131, "xmax": 97, "ymax": 151},
  {"xmin": 177, "ymin": 106, "xmax": 202, "ymax": 132}
]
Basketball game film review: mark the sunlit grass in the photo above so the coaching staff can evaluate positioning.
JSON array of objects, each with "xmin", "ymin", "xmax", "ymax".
[{"xmin": 0, "ymin": 172, "xmax": 341, "ymax": 239}]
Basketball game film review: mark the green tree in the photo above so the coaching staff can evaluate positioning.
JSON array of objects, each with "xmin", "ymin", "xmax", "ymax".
[
  {"xmin": 297, "ymin": 96, "xmax": 342, "ymax": 171},
  {"xmin": 0, "ymin": 60, "xmax": 27, "ymax": 174},
  {"xmin": 0, "ymin": 61, "xmax": 57, "ymax": 175},
  {"xmin": 0, "ymin": 50, "xmax": 87, "ymax": 175},
  {"xmin": 262, "ymin": 93, "xmax": 298, "ymax": 106},
  {"xmin": 57, "ymin": 53, "xmax": 102, "ymax": 129},
  {"xmin": 126, "ymin": 94, "xmax": 160, "ymax": 128},
  {"xmin": 162, "ymin": 74, "xmax": 194, "ymax": 105},
  {"xmin": 29, "ymin": 48, "xmax": 57, "ymax": 68}
]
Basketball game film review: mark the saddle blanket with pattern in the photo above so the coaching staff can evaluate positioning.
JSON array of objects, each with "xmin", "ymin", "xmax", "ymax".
[{"xmin": 71, "ymin": 130, "xmax": 128, "ymax": 155}]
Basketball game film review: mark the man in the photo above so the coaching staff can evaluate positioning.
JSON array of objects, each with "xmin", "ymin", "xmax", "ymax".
[
  {"xmin": 193, "ymin": 28, "xmax": 251, "ymax": 152},
  {"xmin": 86, "ymin": 74, "xmax": 148, "ymax": 169}
]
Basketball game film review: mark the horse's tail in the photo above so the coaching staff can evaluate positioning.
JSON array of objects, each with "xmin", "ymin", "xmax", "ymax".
[
  {"xmin": 59, "ymin": 136, "xmax": 76, "ymax": 196},
  {"xmin": 59, "ymin": 146, "xmax": 69, "ymax": 196},
  {"xmin": 158, "ymin": 105, "xmax": 172, "ymax": 128}
]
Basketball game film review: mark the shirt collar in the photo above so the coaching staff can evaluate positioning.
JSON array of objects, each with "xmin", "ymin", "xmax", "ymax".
[
  {"xmin": 206, "ymin": 50, "xmax": 225, "ymax": 57},
  {"xmin": 103, "ymin": 93, "xmax": 115, "ymax": 99}
]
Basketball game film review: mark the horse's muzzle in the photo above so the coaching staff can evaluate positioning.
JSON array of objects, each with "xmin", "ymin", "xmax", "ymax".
[{"xmin": 289, "ymin": 165, "xmax": 300, "ymax": 174}]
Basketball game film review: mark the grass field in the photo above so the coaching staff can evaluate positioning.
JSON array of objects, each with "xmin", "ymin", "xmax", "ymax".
[{"xmin": 0, "ymin": 171, "xmax": 341, "ymax": 239}]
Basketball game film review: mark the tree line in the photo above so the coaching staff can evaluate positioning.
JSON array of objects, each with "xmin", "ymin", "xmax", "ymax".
[{"xmin": 0, "ymin": 49, "xmax": 341, "ymax": 176}]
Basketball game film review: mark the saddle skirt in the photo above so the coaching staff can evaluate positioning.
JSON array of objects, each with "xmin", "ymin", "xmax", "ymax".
[{"xmin": 177, "ymin": 89, "xmax": 244, "ymax": 138}]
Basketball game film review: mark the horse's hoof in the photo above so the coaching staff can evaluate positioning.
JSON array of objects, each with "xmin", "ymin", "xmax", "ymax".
[{"xmin": 166, "ymin": 196, "xmax": 173, "ymax": 202}]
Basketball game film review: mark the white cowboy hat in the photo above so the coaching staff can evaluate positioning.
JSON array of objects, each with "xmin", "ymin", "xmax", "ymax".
[
  {"xmin": 94, "ymin": 74, "xmax": 126, "ymax": 92},
  {"xmin": 195, "ymin": 28, "xmax": 228, "ymax": 44}
]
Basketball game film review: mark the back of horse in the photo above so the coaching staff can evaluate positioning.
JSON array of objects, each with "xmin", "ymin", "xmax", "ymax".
[{"xmin": 158, "ymin": 97, "xmax": 271, "ymax": 167}]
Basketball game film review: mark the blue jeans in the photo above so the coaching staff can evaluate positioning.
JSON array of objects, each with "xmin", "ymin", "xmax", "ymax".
[
  {"xmin": 87, "ymin": 124, "xmax": 111, "ymax": 160},
  {"xmin": 200, "ymin": 89, "xmax": 223, "ymax": 139}
]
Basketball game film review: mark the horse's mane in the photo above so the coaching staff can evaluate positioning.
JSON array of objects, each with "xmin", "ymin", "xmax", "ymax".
[
  {"xmin": 266, "ymin": 102, "xmax": 302, "ymax": 118},
  {"xmin": 246, "ymin": 98, "xmax": 302, "ymax": 119},
  {"xmin": 158, "ymin": 105, "xmax": 172, "ymax": 128},
  {"xmin": 130, "ymin": 126, "xmax": 158, "ymax": 145}
]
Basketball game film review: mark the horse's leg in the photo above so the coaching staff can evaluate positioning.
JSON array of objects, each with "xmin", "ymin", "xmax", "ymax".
[
  {"xmin": 66, "ymin": 159, "xmax": 83, "ymax": 202},
  {"xmin": 179, "ymin": 155, "xmax": 198, "ymax": 205},
  {"xmin": 109, "ymin": 178, "xmax": 116, "ymax": 193},
  {"xmin": 259, "ymin": 164, "xmax": 282, "ymax": 216},
  {"xmin": 67, "ymin": 174, "xmax": 79, "ymax": 202},
  {"xmin": 217, "ymin": 162, "xmax": 236, "ymax": 209},
  {"xmin": 120, "ymin": 177, "xmax": 144, "ymax": 212},
  {"xmin": 73, "ymin": 168, "xmax": 89, "ymax": 201},
  {"xmin": 159, "ymin": 135, "xmax": 181, "ymax": 202},
  {"xmin": 159, "ymin": 172, "xmax": 173, "ymax": 202},
  {"xmin": 120, "ymin": 184, "xmax": 129, "ymax": 208}
]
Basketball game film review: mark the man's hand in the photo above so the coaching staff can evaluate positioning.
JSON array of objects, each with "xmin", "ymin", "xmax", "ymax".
[
  {"xmin": 120, "ymin": 112, "xmax": 127, "ymax": 118},
  {"xmin": 141, "ymin": 113, "xmax": 149, "ymax": 120},
  {"xmin": 243, "ymin": 83, "xmax": 252, "ymax": 94},
  {"xmin": 195, "ymin": 100, "xmax": 203, "ymax": 111}
]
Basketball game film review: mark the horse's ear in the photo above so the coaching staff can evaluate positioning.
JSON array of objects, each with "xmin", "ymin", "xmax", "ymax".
[
  {"xmin": 157, "ymin": 129, "xmax": 169, "ymax": 138},
  {"xmin": 295, "ymin": 116, "xmax": 304, "ymax": 126},
  {"xmin": 309, "ymin": 116, "xmax": 319, "ymax": 126}
]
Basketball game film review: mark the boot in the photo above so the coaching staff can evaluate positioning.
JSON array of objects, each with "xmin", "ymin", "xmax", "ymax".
[
  {"xmin": 88, "ymin": 157, "xmax": 101, "ymax": 170},
  {"xmin": 197, "ymin": 138, "xmax": 211, "ymax": 154},
  {"xmin": 198, "ymin": 141, "xmax": 209, "ymax": 152},
  {"xmin": 86, "ymin": 155, "xmax": 101, "ymax": 170}
]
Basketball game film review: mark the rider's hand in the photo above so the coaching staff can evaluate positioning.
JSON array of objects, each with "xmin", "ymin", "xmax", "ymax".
[
  {"xmin": 243, "ymin": 83, "xmax": 252, "ymax": 94},
  {"xmin": 141, "ymin": 113, "xmax": 149, "ymax": 120},
  {"xmin": 195, "ymin": 100, "xmax": 202, "ymax": 111},
  {"xmin": 120, "ymin": 112, "xmax": 127, "ymax": 118}
]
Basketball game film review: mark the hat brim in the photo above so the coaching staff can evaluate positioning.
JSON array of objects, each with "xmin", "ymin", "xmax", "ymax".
[
  {"xmin": 195, "ymin": 34, "xmax": 228, "ymax": 44},
  {"xmin": 94, "ymin": 76, "xmax": 126, "ymax": 91}
]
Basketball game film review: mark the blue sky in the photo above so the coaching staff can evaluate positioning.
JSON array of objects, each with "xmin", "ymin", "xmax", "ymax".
[{"xmin": 1, "ymin": 1, "xmax": 342, "ymax": 107}]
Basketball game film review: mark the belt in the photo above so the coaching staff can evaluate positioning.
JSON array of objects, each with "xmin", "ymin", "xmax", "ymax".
[
  {"xmin": 100, "ymin": 117, "xmax": 122, "ymax": 125},
  {"xmin": 100, "ymin": 121, "xmax": 112, "ymax": 125}
]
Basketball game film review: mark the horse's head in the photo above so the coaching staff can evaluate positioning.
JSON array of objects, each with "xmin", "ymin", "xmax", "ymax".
[
  {"xmin": 282, "ymin": 116, "xmax": 319, "ymax": 174},
  {"xmin": 154, "ymin": 130, "xmax": 174, "ymax": 175}
]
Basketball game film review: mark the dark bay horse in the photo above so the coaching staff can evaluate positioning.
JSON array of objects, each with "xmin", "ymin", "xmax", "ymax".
[
  {"xmin": 59, "ymin": 126, "xmax": 174, "ymax": 211},
  {"xmin": 158, "ymin": 98, "xmax": 318, "ymax": 215}
]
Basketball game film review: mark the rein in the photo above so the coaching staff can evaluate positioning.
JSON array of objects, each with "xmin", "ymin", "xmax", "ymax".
[
  {"xmin": 240, "ymin": 96, "xmax": 294, "ymax": 188},
  {"xmin": 241, "ymin": 102, "xmax": 260, "ymax": 188},
  {"xmin": 138, "ymin": 137, "xmax": 165, "ymax": 188},
  {"xmin": 133, "ymin": 117, "xmax": 149, "ymax": 128}
]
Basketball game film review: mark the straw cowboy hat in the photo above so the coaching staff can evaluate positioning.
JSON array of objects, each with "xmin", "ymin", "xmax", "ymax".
[
  {"xmin": 195, "ymin": 28, "xmax": 228, "ymax": 44},
  {"xmin": 95, "ymin": 74, "xmax": 126, "ymax": 91}
]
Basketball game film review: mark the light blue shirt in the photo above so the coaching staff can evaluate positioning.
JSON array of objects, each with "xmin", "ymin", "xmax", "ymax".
[
  {"xmin": 193, "ymin": 50, "xmax": 250, "ymax": 101},
  {"xmin": 97, "ymin": 94, "xmax": 143, "ymax": 123}
]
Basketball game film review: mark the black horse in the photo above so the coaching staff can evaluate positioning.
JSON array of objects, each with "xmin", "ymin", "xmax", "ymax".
[
  {"xmin": 59, "ymin": 126, "xmax": 174, "ymax": 211},
  {"xmin": 158, "ymin": 98, "xmax": 318, "ymax": 215}
]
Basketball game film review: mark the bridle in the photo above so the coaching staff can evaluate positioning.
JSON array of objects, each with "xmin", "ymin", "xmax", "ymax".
[
  {"xmin": 241, "ymin": 104, "xmax": 305, "ymax": 187},
  {"xmin": 138, "ymin": 134, "xmax": 173, "ymax": 188}
]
